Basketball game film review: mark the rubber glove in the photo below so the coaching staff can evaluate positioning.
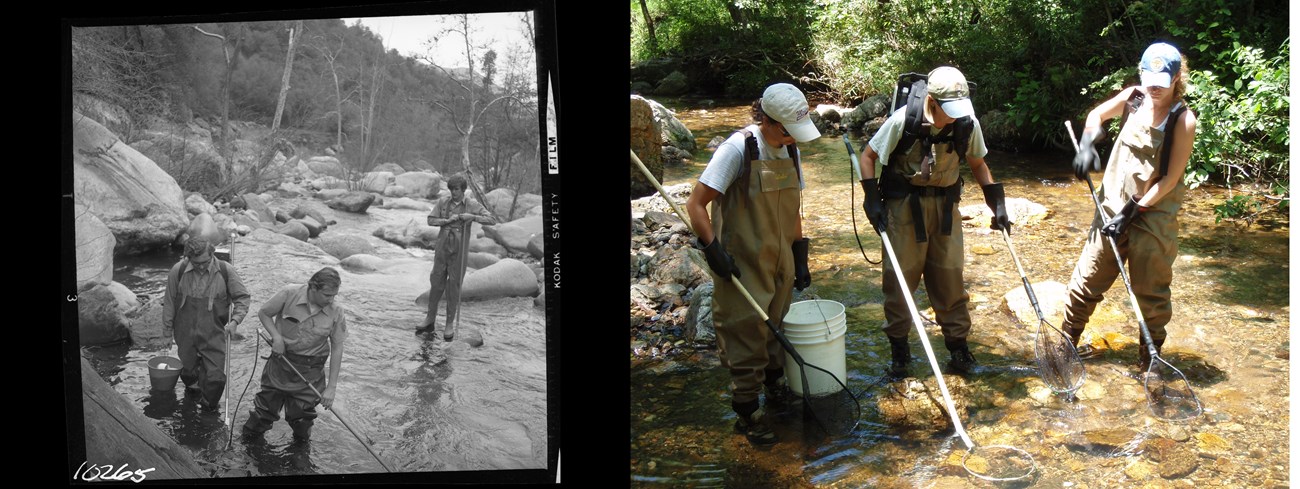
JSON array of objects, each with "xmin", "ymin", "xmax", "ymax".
[
  {"xmin": 792, "ymin": 238, "xmax": 811, "ymax": 291},
  {"xmin": 982, "ymin": 183, "xmax": 1011, "ymax": 234},
  {"xmin": 1102, "ymin": 196, "xmax": 1148, "ymax": 238},
  {"xmin": 698, "ymin": 238, "xmax": 740, "ymax": 279},
  {"xmin": 860, "ymin": 178, "xmax": 887, "ymax": 234},
  {"xmin": 1073, "ymin": 127, "xmax": 1103, "ymax": 180}
]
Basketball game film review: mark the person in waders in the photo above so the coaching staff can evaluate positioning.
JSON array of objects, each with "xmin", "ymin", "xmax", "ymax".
[
  {"xmin": 1065, "ymin": 42, "xmax": 1198, "ymax": 371},
  {"xmin": 163, "ymin": 237, "xmax": 251, "ymax": 410},
  {"xmin": 684, "ymin": 83, "xmax": 819, "ymax": 447},
  {"xmin": 415, "ymin": 173, "xmax": 496, "ymax": 341},
  {"xmin": 243, "ymin": 267, "xmax": 348, "ymax": 442},
  {"xmin": 857, "ymin": 66, "xmax": 1010, "ymax": 378}
]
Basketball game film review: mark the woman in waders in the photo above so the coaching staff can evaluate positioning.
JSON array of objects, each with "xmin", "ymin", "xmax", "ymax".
[
  {"xmin": 1066, "ymin": 42, "xmax": 1198, "ymax": 371},
  {"xmin": 684, "ymin": 83, "xmax": 818, "ymax": 446}
]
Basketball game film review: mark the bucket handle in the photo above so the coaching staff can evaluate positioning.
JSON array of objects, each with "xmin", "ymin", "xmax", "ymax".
[{"xmin": 806, "ymin": 295, "xmax": 835, "ymax": 340}]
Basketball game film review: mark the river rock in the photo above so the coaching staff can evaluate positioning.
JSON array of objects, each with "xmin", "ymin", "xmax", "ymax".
[
  {"xmin": 961, "ymin": 198, "xmax": 1050, "ymax": 228},
  {"xmin": 81, "ymin": 357, "xmax": 206, "ymax": 480},
  {"xmin": 646, "ymin": 97, "xmax": 695, "ymax": 151},
  {"xmin": 291, "ymin": 201, "xmax": 337, "ymax": 227},
  {"xmin": 631, "ymin": 95, "xmax": 663, "ymax": 199},
  {"xmin": 296, "ymin": 217, "xmax": 322, "ymax": 238},
  {"xmin": 1074, "ymin": 427, "xmax": 1138, "ymax": 451},
  {"xmin": 383, "ymin": 185, "xmax": 410, "ymax": 197},
  {"xmin": 78, "ymin": 281, "xmax": 140, "ymax": 345},
  {"xmin": 273, "ymin": 221, "xmax": 310, "ymax": 242},
  {"xmin": 649, "ymin": 246, "xmax": 710, "ymax": 289},
  {"xmin": 466, "ymin": 252, "xmax": 501, "ymax": 270},
  {"xmin": 373, "ymin": 162, "xmax": 405, "ymax": 175},
  {"xmin": 306, "ymin": 156, "xmax": 345, "ymax": 178},
  {"xmin": 311, "ymin": 176, "xmax": 349, "ymax": 190},
  {"xmin": 527, "ymin": 233, "xmax": 544, "ymax": 259},
  {"xmin": 482, "ymin": 215, "xmax": 542, "ymax": 254},
  {"xmin": 395, "ymin": 172, "xmax": 441, "ymax": 199},
  {"xmin": 373, "ymin": 220, "xmax": 438, "ymax": 248},
  {"xmin": 240, "ymin": 193, "xmax": 276, "ymax": 223},
  {"xmin": 684, "ymin": 282, "xmax": 714, "ymax": 343},
  {"xmin": 184, "ymin": 193, "xmax": 217, "ymax": 217},
  {"xmin": 312, "ymin": 233, "xmax": 375, "ymax": 260},
  {"xmin": 276, "ymin": 181, "xmax": 311, "ymax": 198},
  {"xmin": 361, "ymin": 171, "xmax": 394, "ymax": 193},
  {"xmin": 416, "ymin": 258, "xmax": 538, "ymax": 304},
  {"xmin": 73, "ymin": 112, "xmax": 189, "ymax": 254},
  {"xmin": 469, "ymin": 236, "xmax": 508, "ymax": 257},
  {"xmin": 655, "ymin": 71, "xmax": 689, "ymax": 97},
  {"xmin": 326, "ymin": 191, "xmax": 376, "ymax": 213},
  {"xmin": 382, "ymin": 197, "xmax": 433, "ymax": 211},
  {"xmin": 340, "ymin": 253, "xmax": 387, "ymax": 273},
  {"xmin": 815, "ymin": 104, "xmax": 844, "ymax": 123},
  {"xmin": 1002, "ymin": 280, "xmax": 1068, "ymax": 326},
  {"xmin": 233, "ymin": 213, "xmax": 262, "ymax": 232},
  {"xmin": 459, "ymin": 327, "xmax": 484, "ymax": 347},
  {"xmin": 75, "ymin": 204, "xmax": 116, "ymax": 291},
  {"xmin": 124, "ymin": 297, "xmax": 170, "ymax": 348},
  {"xmin": 877, "ymin": 376, "xmax": 970, "ymax": 431},
  {"xmin": 1158, "ymin": 446, "xmax": 1200, "ymax": 479}
]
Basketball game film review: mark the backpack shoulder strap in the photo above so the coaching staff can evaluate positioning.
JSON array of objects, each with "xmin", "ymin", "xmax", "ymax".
[{"xmin": 890, "ymin": 78, "xmax": 930, "ymax": 163}]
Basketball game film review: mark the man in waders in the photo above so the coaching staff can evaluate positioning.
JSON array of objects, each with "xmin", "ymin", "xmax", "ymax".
[
  {"xmin": 857, "ymin": 66, "xmax": 1010, "ymax": 378},
  {"xmin": 1065, "ymin": 42, "xmax": 1198, "ymax": 370},
  {"xmin": 684, "ymin": 83, "xmax": 819, "ymax": 446},
  {"xmin": 163, "ymin": 237, "xmax": 251, "ymax": 410},
  {"xmin": 415, "ymin": 173, "xmax": 496, "ymax": 341},
  {"xmin": 243, "ymin": 267, "xmax": 348, "ymax": 442}
]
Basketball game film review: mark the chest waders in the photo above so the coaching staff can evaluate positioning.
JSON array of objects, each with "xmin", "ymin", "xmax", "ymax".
[
  {"xmin": 878, "ymin": 119, "xmax": 973, "ymax": 345},
  {"xmin": 171, "ymin": 263, "xmax": 233, "ymax": 408},
  {"xmin": 1063, "ymin": 102, "xmax": 1187, "ymax": 357},
  {"xmin": 710, "ymin": 131, "xmax": 801, "ymax": 405}
]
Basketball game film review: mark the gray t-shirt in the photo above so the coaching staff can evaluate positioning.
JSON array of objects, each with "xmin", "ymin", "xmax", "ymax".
[
  {"xmin": 867, "ymin": 107, "xmax": 988, "ymax": 174},
  {"xmin": 699, "ymin": 124, "xmax": 805, "ymax": 193}
]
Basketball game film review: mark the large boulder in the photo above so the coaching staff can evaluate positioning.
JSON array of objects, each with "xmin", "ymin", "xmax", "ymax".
[
  {"xmin": 325, "ymin": 191, "xmax": 376, "ymax": 214},
  {"xmin": 527, "ymin": 233, "xmax": 544, "ymax": 259},
  {"xmin": 383, "ymin": 185, "xmax": 410, "ymax": 197},
  {"xmin": 73, "ymin": 112, "xmax": 188, "ymax": 255},
  {"xmin": 240, "ymin": 193, "xmax": 276, "ymax": 223},
  {"xmin": 360, "ymin": 171, "xmax": 394, "ymax": 193},
  {"xmin": 312, "ymin": 233, "xmax": 375, "ymax": 260},
  {"xmin": 482, "ymin": 215, "xmax": 543, "ymax": 254},
  {"xmin": 124, "ymin": 297, "xmax": 170, "ymax": 349},
  {"xmin": 81, "ymin": 358, "xmax": 206, "ymax": 480},
  {"xmin": 373, "ymin": 162, "xmax": 405, "ymax": 175},
  {"xmin": 417, "ymin": 258, "xmax": 539, "ymax": 304},
  {"xmin": 296, "ymin": 217, "xmax": 322, "ymax": 238},
  {"xmin": 468, "ymin": 236, "xmax": 507, "ymax": 257},
  {"xmin": 184, "ymin": 193, "xmax": 217, "ymax": 218},
  {"xmin": 273, "ymin": 221, "xmax": 310, "ymax": 242},
  {"xmin": 644, "ymin": 96, "xmax": 696, "ymax": 151},
  {"xmin": 78, "ymin": 281, "xmax": 139, "ymax": 345},
  {"xmin": 630, "ymin": 96, "xmax": 663, "ymax": 199},
  {"xmin": 373, "ymin": 220, "xmax": 440, "ymax": 249},
  {"xmin": 655, "ymin": 71, "xmax": 689, "ymax": 96},
  {"xmin": 306, "ymin": 156, "xmax": 345, "ymax": 178},
  {"xmin": 75, "ymin": 204, "xmax": 116, "ymax": 291},
  {"xmin": 395, "ymin": 172, "xmax": 441, "ymax": 199},
  {"xmin": 466, "ymin": 251, "xmax": 501, "ymax": 270}
]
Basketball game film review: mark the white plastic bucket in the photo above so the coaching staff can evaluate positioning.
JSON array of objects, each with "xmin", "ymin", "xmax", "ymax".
[{"xmin": 781, "ymin": 299, "xmax": 848, "ymax": 396}]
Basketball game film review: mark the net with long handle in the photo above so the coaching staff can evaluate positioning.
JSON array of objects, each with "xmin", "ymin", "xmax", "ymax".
[
  {"xmin": 1065, "ymin": 121, "xmax": 1203, "ymax": 422},
  {"xmin": 631, "ymin": 150, "xmax": 861, "ymax": 437},
  {"xmin": 998, "ymin": 229, "xmax": 1086, "ymax": 394},
  {"xmin": 879, "ymin": 231, "xmax": 1035, "ymax": 481}
]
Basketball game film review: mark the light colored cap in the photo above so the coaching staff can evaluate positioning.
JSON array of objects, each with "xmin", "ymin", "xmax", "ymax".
[
  {"xmin": 1139, "ymin": 42, "xmax": 1182, "ymax": 88},
  {"xmin": 927, "ymin": 66, "xmax": 974, "ymax": 118},
  {"xmin": 760, "ymin": 83, "xmax": 821, "ymax": 142}
]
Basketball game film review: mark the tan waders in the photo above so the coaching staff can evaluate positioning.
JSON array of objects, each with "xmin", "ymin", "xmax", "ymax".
[
  {"xmin": 1063, "ymin": 114, "xmax": 1184, "ymax": 352},
  {"xmin": 879, "ymin": 130, "xmax": 973, "ymax": 372},
  {"xmin": 710, "ymin": 147, "xmax": 801, "ymax": 409},
  {"xmin": 172, "ymin": 264, "xmax": 237, "ymax": 408}
]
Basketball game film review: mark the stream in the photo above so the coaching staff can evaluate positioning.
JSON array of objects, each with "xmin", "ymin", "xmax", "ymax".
[
  {"xmin": 81, "ymin": 200, "xmax": 549, "ymax": 478},
  {"xmin": 630, "ymin": 99, "xmax": 1289, "ymax": 488}
]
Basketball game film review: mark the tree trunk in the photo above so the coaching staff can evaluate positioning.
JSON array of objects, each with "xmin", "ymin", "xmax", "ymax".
[
  {"xmin": 271, "ymin": 20, "xmax": 302, "ymax": 134},
  {"xmin": 639, "ymin": 0, "xmax": 657, "ymax": 54}
]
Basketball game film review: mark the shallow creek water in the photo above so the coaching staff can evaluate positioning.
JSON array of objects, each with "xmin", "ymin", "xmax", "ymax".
[{"xmin": 630, "ymin": 99, "xmax": 1289, "ymax": 488}]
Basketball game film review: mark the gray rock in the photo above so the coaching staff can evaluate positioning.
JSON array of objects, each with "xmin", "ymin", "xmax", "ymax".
[
  {"xmin": 339, "ymin": 253, "xmax": 387, "ymax": 273},
  {"xmin": 312, "ymin": 233, "xmax": 375, "ymax": 260},
  {"xmin": 75, "ymin": 204, "xmax": 115, "ymax": 291},
  {"xmin": 642, "ymin": 211, "xmax": 682, "ymax": 231},
  {"xmin": 306, "ymin": 156, "xmax": 344, "ymax": 178},
  {"xmin": 326, "ymin": 191, "xmax": 376, "ymax": 214},
  {"xmin": 296, "ymin": 217, "xmax": 322, "ymax": 238},
  {"xmin": 360, "ymin": 171, "xmax": 394, "ymax": 193},
  {"xmin": 81, "ymin": 357, "xmax": 206, "ymax": 480},
  {"xmin": 184, "ymin": 193, "xmax": 217, "ymax": 217},
  {"xmin": 373, "ymin": 162, "xmax": 406, "ymax": 175},
  {"xmin": 655, "ymin": 70, "xmax": 689, "ymax": 96},
  {"xmin": 383, "ymin": 185, "xmax": 409, "ymax": 197},
  {"xmin": 274, "ymin": 221, "xmax": 310, "ymax": 242},
  {"xmin": 685, "ymin": 282, "xmax": 716, "ymax": 344},
  {"xmin": 526, "ymin": 233, "xmax": 544, "ymax": 259},
  {"xmin": 394, "ymin": 172, "xmax": 441, "ymax": 199},
  {"xmin": 877, "ymin": 376, "xmax": 971, "ymax": 431},
  {"xmin": 241, "ymin": 193, "xmax": 276, "ymax": 223},
  {"xmin": 648, "ymin": 246, "xmax": 710, "ymax": 289},
  {"xmin": 482, "ymin": 215, "xmax": 542, "ymax": 254},
  {"xmin": 78, "ymin": 281, "xmax": 139, "ymax": 345},
  {"xmin": 291, "ymin": 201, "xmax": 336, "ymax": 227},
  {"xmin": 643, "ymin": 97, "xmax": 696, "ymax": 151}
]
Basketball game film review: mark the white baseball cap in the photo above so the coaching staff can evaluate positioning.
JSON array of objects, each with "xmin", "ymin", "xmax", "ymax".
[
  {"xmin": 927, "ymin": 66, "xmax": 975, "ymax": 118},
  {"xmin": 760, "ymin": 83, "xmax": 821, "ymax": 142}
]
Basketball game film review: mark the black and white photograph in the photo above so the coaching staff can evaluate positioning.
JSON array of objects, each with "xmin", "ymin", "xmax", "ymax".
[{"xmin": 65, "ymin": 3, "xmax": 558, "ymax": 483}]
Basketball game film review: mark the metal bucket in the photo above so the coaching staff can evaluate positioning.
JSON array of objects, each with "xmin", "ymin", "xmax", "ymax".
[{"xmin": 148, "ymin": 356, "xmax": 182, "ymax": 391}]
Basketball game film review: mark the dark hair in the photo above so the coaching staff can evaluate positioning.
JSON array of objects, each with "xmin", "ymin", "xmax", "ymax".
[
  {"xmin": 447, "ymin": 174, "xmax": 468, "ymax": 191},
  {"xmin": 750, "ymin": 99, "xmax": 769, "ymax": 124},
  {"xmin": 184, "ymin": 237, "xmax": 213, "ymax": 258},
  {"xmin": 309, "ymin": 267, "xmax": 341, "ymax": 291}
]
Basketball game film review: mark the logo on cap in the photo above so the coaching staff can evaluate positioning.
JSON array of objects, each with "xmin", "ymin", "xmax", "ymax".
[{"xmin": 1149, "ymin": 56, "xmax": 1166, "ymax": 72}]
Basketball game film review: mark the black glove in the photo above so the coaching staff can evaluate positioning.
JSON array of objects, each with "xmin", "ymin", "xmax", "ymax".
[
  {"xmin": 982, "ymin": 183, "xmax": 1011, "ymax": 234},
  {"xmin": 792, "ymin": 238, "xmax": 811, "ymax": 291},
  {"xmin": 1073, "ymin": 127, "xmax": 1103, "ymax": 180},
  {"xmin": 860, "ymin": 178, "xmax": 887, "ymax": 234},
  {"xmin": 1102, "ymin": 196, "xmax": 1147, "ymax": 238},
  {"xmin": 698, "ymin": 238, "xmax": 740, "ymax": 279}
]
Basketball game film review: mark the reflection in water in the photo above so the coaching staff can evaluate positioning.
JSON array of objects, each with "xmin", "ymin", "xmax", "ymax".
[{"xmin": 634, "ymin": 99, "xmax": 1289, "ymax": 487}]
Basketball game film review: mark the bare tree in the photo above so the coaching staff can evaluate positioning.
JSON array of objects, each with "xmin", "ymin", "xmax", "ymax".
[
  {"xmin": 310, "ymin": 33, "xmax": 355, "ymax": 150},
  {"xmin": 192, "ymin": 23, "xmax": 245, "ymax": 156},
  {"xmin": 270, "ymin": 20, "xmax": 304, "ymax": 134}
]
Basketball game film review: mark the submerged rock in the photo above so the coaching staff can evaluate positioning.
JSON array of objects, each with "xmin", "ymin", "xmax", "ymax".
[{"xmin": 877, "ymin": 376, "xmax": 970, "ymax": 431}]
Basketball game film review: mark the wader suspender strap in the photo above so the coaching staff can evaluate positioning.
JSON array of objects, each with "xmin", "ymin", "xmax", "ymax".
[
  {"xmin": 169, "ymin": 259, "xmax": 231, "ymax": 314},
  {"xmin": 1117, "ymin": 94, "xmax": 1187, "ymax": 190},
  {"xmin": 884, "ymin": 124, "xmax": 964, "ymax": 243},
  {"xmin": 734, "ymin": 130, "xmax": 802, "ymax": 197}
]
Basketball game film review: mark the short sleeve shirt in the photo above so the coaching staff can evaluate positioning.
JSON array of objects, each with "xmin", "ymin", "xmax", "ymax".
[
  {"xmin": 699, "ymin": 124, "xmax": 805, "ymax": 193},
  {"xmin": 260, "ymin": 284, "xmax": 347, "ymax": 357}
]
